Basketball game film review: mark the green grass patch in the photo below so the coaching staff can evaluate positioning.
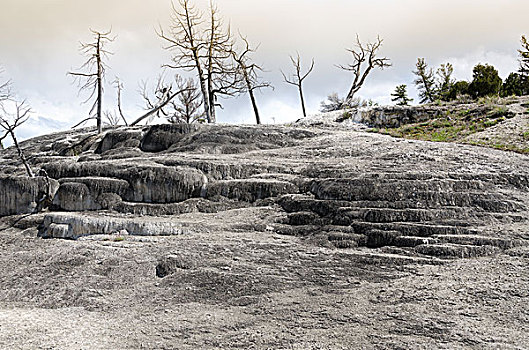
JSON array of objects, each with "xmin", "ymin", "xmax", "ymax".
[{"xmin": 372, "ymin": 104, "xmax": 514, "ymax": 147}]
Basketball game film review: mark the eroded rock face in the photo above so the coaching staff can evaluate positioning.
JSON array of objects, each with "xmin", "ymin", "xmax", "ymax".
[
  {"xmin": 0, "ymin": 176, "xmax": 59, "ymax": 216},
  {"xmin": 126, "ymin": 165, "xmax": 206, "ymax": 203},
  {"xmin": 356, "ymin": 105, "xmax": 448, "ymax": 128},
  {"xmin": 156, "ymin": 254, "xmax": 196, "ymax": 278},
  {"xmin": 53, "ymin": 182, "xmax": 100, "ymax": 211},
  {"xmin": 44, "ymin": 162, "xmax": 207, "ymax": 204}
]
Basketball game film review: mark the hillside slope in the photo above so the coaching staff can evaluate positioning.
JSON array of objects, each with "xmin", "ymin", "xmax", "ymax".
[{"xmin": 1, "ymin": 113, "xmax": 529, "ymax": 348}]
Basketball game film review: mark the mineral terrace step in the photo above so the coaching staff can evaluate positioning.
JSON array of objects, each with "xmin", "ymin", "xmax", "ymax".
[
  {"xmin": 39, "ymin": 212, "xmax": 192, "ymax": 239},
  {"xmin": 434, "ymin": 234, "xmax": 526, "ymax": 249},
  {"xmin": 351, "ymin": 222, "xmax": 477, "ymax": 237},
  {"xmin": 415, "ymin": 243, "xmax": 500, "ymax": 259},
  {"xmin": 335, "ymin": 249, "xmax": 445, "ymax": 265},
  {"xmin": 393, "ymin": 236, "xmax": 440, "ymax": 247},
  {"xmin": 279, "ymin": 194, "xmax": 522, "ymax": 214},
  {"xmin": 310, "ymin": 178, "xmax": 493, "ymax": 202},
  {"xmin": 332, "ymin": 208, "xmax": 471, "ymax": 225}
]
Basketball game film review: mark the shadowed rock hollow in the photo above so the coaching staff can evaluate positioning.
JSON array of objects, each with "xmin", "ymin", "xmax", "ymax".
[{"xmin": 1, "ymin": 112, "xmax": 529, "ymax": 349}]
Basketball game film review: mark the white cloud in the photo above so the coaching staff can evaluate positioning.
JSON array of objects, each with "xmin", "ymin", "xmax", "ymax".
[{"xmin": 0, "ymin": 0, "xmax": 528, "ymax": 140}]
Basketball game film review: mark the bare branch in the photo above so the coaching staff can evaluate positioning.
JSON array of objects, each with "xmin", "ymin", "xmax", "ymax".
[
  {"xmin": 113, "ymin": 77, "xmax": 128, "ymax": 126},
  {"xmin": 339, "ymin": 35, "xmax": 391, "ymax": 101},
  {"xmin": 72, "ymin": 116, "xmax": 97, "ymax": 129},
  {"xmin": 0, "ymin": 98, "xmax": 34, "ymax": 177},
  {"xmin": 68, "ymin": 29, "xmax": 114, "ymax": 133},
  {"xmin": 130, "ymin": 85, "xmax": 192, "ymax": 126},
  {"xmin": 282, "ymin": 53, "xmax": 314, "ymax": 117}
]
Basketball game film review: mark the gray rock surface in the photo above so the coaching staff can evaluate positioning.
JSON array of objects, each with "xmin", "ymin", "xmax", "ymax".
[
  {"xmin": 2, "ymin": 113, "xmax": 529, "ymax": 349},
  {"xmin": 0, "ymin": 176, "xmax": 59, "ymax": 216},
  {"xmin": 1, "ymin": 120, "xmax": 529, "ymax": 259}
]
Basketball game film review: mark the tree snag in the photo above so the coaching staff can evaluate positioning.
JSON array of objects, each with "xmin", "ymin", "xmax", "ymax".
[
  {"xmin": 338, "ymin": 35, "xmax": 391, "ymax": 103},
  {"xmin": 0, "ymin": 93, "xmax": 34, "ymax": 177},
  {"xmin": 69, "ymin": 29, "xmax": 114, "ymax": 134},
  {"xmin": 158, "ymin": 0, "xmax": 243, "ymax": 124},
  {"xmin": 232, "ymin": 34, "xmax": 272, "ymax": 124},
  {"xmin": 282, "ymin": 53, "xmax": 314, "ymax": 118}
]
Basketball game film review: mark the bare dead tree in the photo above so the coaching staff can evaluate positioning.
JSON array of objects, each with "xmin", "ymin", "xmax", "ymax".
[
  {"xmin": 232, "ymin": 34, "xmax": 272, "ymax": 124},
  {"xmin": 103, "ymin": 110, "xmax": 121, "ymax": 126},
  {"xmin": 282, "ymin": 53, "xmax": 314, "ymax": 118},
  {"xmin": 68, "ymin": 29, "xmax": 114, "ymax": 134},
  {"xmin": 0, "ymin": 96, "xmax": 34, "ymax": 177},
  {"xmin": 0, "ymin": 79, "xmax": 9, "ymax": 101},
  {"xmin": 0, "ymin": 75, "xmax": 10, "ymax": 149},
  {"xmin": 158, "ymin": 0, "xmax": 242, "ymax": 123},
  {"xmin": 131, "ymin": 74, "xmax": 191, "ymax": 126},
  {"xmin": 203, "ymin": 2, "xmax": 243, "ymax": 122},
  {"xmin": 113, "ymin": 77, "xmax": 128, "ymax": 125},
  {"xmin": 338, "ymin": 35, "xmax": 391, "ymax": 102},
  {"xmin": 167, "ymin": 77, "xmax": 205, "ymax": 124}
]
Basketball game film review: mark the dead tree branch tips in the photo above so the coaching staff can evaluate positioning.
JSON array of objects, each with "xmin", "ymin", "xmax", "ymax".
[
  {"xmin": 338, "ymin": 35, "xmax": 391, "ymax": 102},
  {"xmin": 69, "ymin": 29, "xmax": 115, "ymax": 134},
  {"xmin": 0, "ymin": 81, "xmax": 34, "ymax": 177},
  {"xmin": 131, "ymin": 74, "xmax": 193, "ymax": 126},
  {"xmin": 282, "ymin": 53, "xmax": 314, "ymax": 118},
  {"xmin": 158, "ymin": 0, "xmax": 244, "ymax": 124},
  {"xmin": 232, "ymin": 34, "xmax": 272, "ymax": 124}
]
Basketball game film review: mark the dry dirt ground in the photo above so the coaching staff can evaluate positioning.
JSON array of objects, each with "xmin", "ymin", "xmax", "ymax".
[
  {"xmin": 1, "ymin": 121, "xmax": 529, "ymax": 349},
  {"xmin": 1, "ymin": 207, "xmax": 529, "ymax": 349}
]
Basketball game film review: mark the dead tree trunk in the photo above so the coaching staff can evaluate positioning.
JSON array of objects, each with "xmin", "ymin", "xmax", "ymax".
[
  {"xmin": 232, "ymin": 35, "xmax": 272, "ymax": 125},
  {"xmin": 282, "ymin": 54, "xmax": 314, "ymax": 118},
  {"xmin": 9, "ymin": 128, "xmax": 33, "ymax": 177},
  {"xmin": 96, "ymin": 33, "xmax": 103, "ymax": 134},
  {"xmin": 69, "ymin": 29, "xmax": 114, "ymax": 133},
  {"xmin": 159, "ymin": 0, "xmax": 241, "ymax": 124},
  {"xmin": 338, "ymin": 35, "xmax": 391, "ymax": 103},
  {"xmin": 0, "ymin": 100, "xmax": 34, "ymax": 177}
]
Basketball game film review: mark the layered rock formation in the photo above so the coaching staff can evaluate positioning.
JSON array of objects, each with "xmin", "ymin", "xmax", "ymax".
[{"xmin": 1, "ymin": 112, "xmax": 528, "ymax": 260}]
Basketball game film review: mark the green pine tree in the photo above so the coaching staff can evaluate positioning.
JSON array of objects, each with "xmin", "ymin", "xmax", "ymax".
[
  {"xmin": 437, "ymin": 63, "xmax": 454, "ymax": 101},
  {"xmin": 391, "ymin": 84, "xmax": 413, "ymax": 106},
  {"xmin": 413, "ymin": 58, "xmax": 437, "ymax": 103},
  {"xmin": 468, "ymin": 64, "xmax": 502, "ymax": 98},
  {"xmin": 519, "ymin": 35, "xmax": 529, "ymax": 77}
]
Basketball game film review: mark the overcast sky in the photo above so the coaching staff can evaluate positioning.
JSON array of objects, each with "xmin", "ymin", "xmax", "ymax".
[{"xmin": 0, "ymin": 0, "xmax": 527, "ymax": 141}]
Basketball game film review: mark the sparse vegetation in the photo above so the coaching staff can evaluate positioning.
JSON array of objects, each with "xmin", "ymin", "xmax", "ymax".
[
  {"xmin": 468, "ymin": 64, "xmax": 502, "ymax": 99},
  {"xmin": 377, "ymin": 104, "xmax": 514, "ymax": 146},
  {"xmin": 413, "ymin": 58, "xmax": 437, "ymax": 103}
]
